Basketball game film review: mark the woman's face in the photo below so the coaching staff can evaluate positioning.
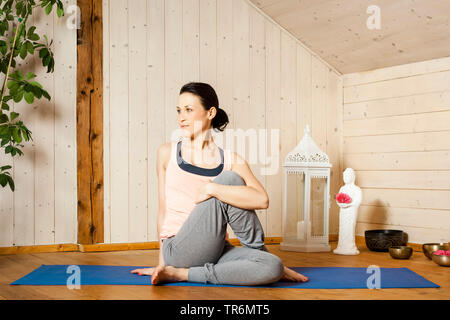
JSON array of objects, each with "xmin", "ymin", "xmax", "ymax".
[{"xmin": 177, "ymin": 92, "xmax": 215, "ymax": 138}]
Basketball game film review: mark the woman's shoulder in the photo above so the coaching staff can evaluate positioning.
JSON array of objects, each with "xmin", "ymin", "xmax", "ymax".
[
  {"xmin": 158, "ymin": 142, "xmax": 173, "ymax": 155},
  {"xmin": 157, "ymin": 142, "xmax": 174, "ymax": 169},
  {"xmin": 227, "ymin": 150, "xmax": 247, "ymax": 171}
]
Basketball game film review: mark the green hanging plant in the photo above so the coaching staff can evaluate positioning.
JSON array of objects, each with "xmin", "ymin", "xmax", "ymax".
[{"xmin": 0, "ymin": 0, "xmax": 64, "ymax": 191}]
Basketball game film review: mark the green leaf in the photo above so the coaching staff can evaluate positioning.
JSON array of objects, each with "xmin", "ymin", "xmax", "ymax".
[
  {"xmin": 24, "ymin": 91, "xmax": 34, "ymax": 104},
  {"xmin": 8, "ymin": 84, "xmax": 20, "ymax": 96},
  {"xmin": 0, "ymin": 124, "xmax": 8, "ymax": 135},
  {"xmin": 47, "ymin": 58, "xmax": 54, "ymax": 73},
  {"xmin": 29, "ymin": 81, "xmax": 43, "ymax": 88},
  {"xmin": 13, "ymin": 90, "xmax": 24, "ymax": 103},
  {"xmin": 24, "ymin": 83, "xmax": 33, "ymax": 92},
  {"xmin": 10, "ymin": 111, "xmax": 19, "ymax": 121},
  {"xmin": 20, "ymin": 127, "xmax": 30, "ymax": 141},
  {"xmin": 0, "ymin": 174, "xmax": 7, "ymax": 187},
  {"xmin": 39, "ymin": 47, "xmax": 49, "ymax": 59},
  {"xmin": 10, "ymin": 70, "xmax": 24, "ymax": 81},
  {"xmin": 43, "ymin": 54, "xmax": 51, "ymax": 66},
  {"xmin": 57, "ymin": 6, "xmax": 64, "ymax": 18},
  {"xmin": 0, "ymin": 114, "xmax": 8, "ymax": 124},
  {"xmin": 41, "ymin": 0, "xmax": 51, "ymax": 8},
  {"xmin": 7, "ymin": 80, "xmax": 18, "ymax": 90},
  {"xmin": 19, "ymin": 42, "xmax": 28, "ymax": 59},
  {"xmin": 5, "ymin": 145, "xmax": 12, "ymax": 154},
  {"xmin": 0, "ymin": 40, "xmax": 7, "ymax": 55},
  {"xmin": 1, "ymin": 102, "xmax": 9, "ymax": 111},
  {"xmin": 42, "ymin": 90, "xmax": 51, "ymax": 100},
  {"xmin": 0, "ymin": 165, "xmax": 12, "ymax": 171},
  {"xmin": 27, "ymin": 41, "xmax": 34, "ymax": 54},
  {"xmin": 12, "ymin": 127, "xmax": 22, "ymax": 143},
  {"xmin": 30, "ymin": 85, "xmax": 42, "ymax": 99},
  {"xmin": 29, "ymin": 33, "xmax": 40, "ymax": 41},
  {"xmin": 27, "ymin": 26, "xmax": 35, "ymax": 36},
  {"xmin": 45, "ymin": 3, "xmax": 53, "ymax": 15},
  {"xmin": 0, "ymin": 139, "xmax": 8, "ymax": 147},
  {"xmin": 7, "ymin": 175, "xmax": 14, "ymax": 191},
  {"xmin": 26, "ymin": 72, "xmax": 36, "ymax": 80},
  {"xmin": 17, "ymin": 1, "xmax": 23, "ymax": 10},
  {"xmin": 0, "ymin": 21, "xmax": 7, "ymax": 37}
]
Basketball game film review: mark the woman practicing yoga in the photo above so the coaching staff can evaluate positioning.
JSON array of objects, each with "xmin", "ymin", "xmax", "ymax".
[{"xmin": 131, "ymin": 82, "xmax": 309, "ymax": 285}]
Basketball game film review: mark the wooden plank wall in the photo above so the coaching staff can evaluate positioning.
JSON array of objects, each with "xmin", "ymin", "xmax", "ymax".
[
  {"xmin": 343, "ymin": 56, "xmax": 450, "ymax": 244},
  {"xmin": 0, "ymin": 2, "xmax": 77, "ymax": 247},
  {"xmin": 103, "ymin": 0, "xmax": 342, "ymax": 244}
]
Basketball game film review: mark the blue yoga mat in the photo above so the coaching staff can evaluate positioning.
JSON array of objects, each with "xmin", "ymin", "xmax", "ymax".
[{"xmin": 10, "ymin": 265, "xmax": 439, "ymax": 289}]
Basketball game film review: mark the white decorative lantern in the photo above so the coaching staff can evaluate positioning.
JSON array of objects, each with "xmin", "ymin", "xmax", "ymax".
[{"xmin": 280, "ymin": 125, "xmax": 332, "ymax": 252}]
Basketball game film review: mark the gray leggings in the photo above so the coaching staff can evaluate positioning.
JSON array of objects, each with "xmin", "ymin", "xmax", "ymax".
[{"xmin": 162, "ymin": 170, "xmax": 284, "ymax": 286}]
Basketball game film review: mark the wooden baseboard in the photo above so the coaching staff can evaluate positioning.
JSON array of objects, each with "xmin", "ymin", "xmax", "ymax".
[
  {"xmin": 79, "ymin": 237, "xmax": 284, "ymax": 252},
  {"xmin": 0, "ymin": 235, "xmax": 423, "ymax": 254},
  {"xmin": 0, "ymin": 244, "xmax": 79, "ymax": 255},
  {"xmin": 79, "ymin": 242, "xmax": 160, "ymax": 252}
]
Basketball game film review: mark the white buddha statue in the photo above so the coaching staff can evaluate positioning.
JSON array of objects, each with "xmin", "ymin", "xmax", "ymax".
[{"xmin": 333, "ymin": 168, "xmax": 362, "ymax": 255}]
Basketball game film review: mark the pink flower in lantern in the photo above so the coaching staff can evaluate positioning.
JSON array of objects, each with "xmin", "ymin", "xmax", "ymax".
[{"xmin": 336, "ymin": 192, "xmax": 352, "ymax": 204}]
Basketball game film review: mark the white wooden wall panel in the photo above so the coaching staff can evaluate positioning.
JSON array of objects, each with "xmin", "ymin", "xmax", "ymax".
[
  {"xmin": 216, "ymin": 0, "xmax": 235, "ymax": 240},
  {"xmin": 103, "ymin": 0, "xmax": 111, "ymax": 243},
  {"xmin": 147, "ymin": 0, "xmax": 166, "ymax": 244},
  {"xmin": 343, "ymin": 57, "xmax": 450, "ymax": 244},
  {"xmin": 12, "ymin": 18, "xmax": 34, "ymax": 246},
  {"xmin": 129, "ymin": 0, "xmax": 149, "ymax": 242},
  {"xmin": 264, "ymin": 18, "xmax": 281, "ymax": 237},
  {"xmin": 103, "ymin": 0, "xmax": 342, "ymax": 243},
  {"xmin": 109, "ymin": 0, "xmax": 129, "ymax": 243},
  {"xmin": 182, "ymin": 0, "xmax": 200, "ymax": 83},
  {"xmin": 53, "ymin": 4, "xmax": 77, "ymax": 244},
  {"xmin": 249, "ymin": 7, "xmax": 267, "ymax": 232},
  {"xmin": 165, "ymin": 0, "xmax": 183, "ymax": 143},
  {"xmin": 0, "ymin": 2, "xmax": 77, "ymax": 247},
  {"xmin": 199, "ymin": 0, "xmax": 216, "ymax": 86},
  {"xmin": 33, "ymin": 8, "xmax": 55, "ymax": 245},
  {"xmin": 280, "ymin": 32, "xmax": 297, "ymax": 237}
]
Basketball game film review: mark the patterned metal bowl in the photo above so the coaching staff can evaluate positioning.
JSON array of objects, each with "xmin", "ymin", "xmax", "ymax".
[
  {"xmin": 364, "ymin": 230, "xmax": 405, "ymax": 252},
  {"xmin": 389, "ymin": 246, "xmax": 413, "ymax": 259},
  {"xmin": 431, "ymin": 252, "xmax": 450, "ymax": 267},
  {"xmin": 422, "ymin": 243, "xmax": 450, "ymax": 260}
]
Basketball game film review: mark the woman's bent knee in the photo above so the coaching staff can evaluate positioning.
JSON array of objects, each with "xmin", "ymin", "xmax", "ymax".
[
  {"xmin": 265, "ymin": 255, "xmax": 284, "ymax": 283},
  {"xmin": 213, "ymin": 170, "xmax": 245, "ymax": 186}
]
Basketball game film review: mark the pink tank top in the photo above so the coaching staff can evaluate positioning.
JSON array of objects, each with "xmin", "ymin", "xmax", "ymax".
[{"xmin": 160, "ymin": 139, "xmax": 233, "ymax": 240}]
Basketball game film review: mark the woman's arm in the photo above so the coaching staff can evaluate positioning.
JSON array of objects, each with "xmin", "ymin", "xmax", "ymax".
[
  {"xmin": 156, "ymin": 142, "xmax": 171, "ymax": 266},
  {"xmin": 208, "ymin": 152, "xmax": 269, "ymax": 211}
]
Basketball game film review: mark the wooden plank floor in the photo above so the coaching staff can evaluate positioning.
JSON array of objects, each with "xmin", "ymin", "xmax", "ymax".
[{"xmin": 1, "ymin": 242, "xmax": 448, "ymax": 300}]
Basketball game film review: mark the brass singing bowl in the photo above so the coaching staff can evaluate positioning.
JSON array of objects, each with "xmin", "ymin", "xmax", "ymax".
[
  {"xmin": 431, "ymin": 253, "xmax": 450, "ymax": 267},
  {"xmin": 389, "ymin": 246, "xmax": 413, "ymax": 259},
  {"xmin": 422, "ymin": 243, "xmax": 450, "ymax": 260}
]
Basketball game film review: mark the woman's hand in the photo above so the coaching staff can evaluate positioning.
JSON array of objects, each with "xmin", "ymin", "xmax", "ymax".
[
  {"xmin": 131, "ymin": 267, "xmax": 155, "ymax": 276},
  {"xmin": 194, "ymin": 182, "xmax": 215, "ymax": 204},
  {"xmin": 131, "ymin": 264, "xmax": 164, "ymax": 276}
]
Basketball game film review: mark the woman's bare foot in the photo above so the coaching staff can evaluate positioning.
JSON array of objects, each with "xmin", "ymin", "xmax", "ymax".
[
  {"xmin": 279, "ymin": 266, "xmax": 309, "ymax": 282},
  {"xmin": 152, "ymin": 265, "xmax": 190, "ymax": 285}
]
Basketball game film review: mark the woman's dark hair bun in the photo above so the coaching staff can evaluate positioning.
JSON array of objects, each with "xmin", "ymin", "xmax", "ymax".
[{"xmin": 180, "ymin": 82, "xmax": 229, "ymax": 132}]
